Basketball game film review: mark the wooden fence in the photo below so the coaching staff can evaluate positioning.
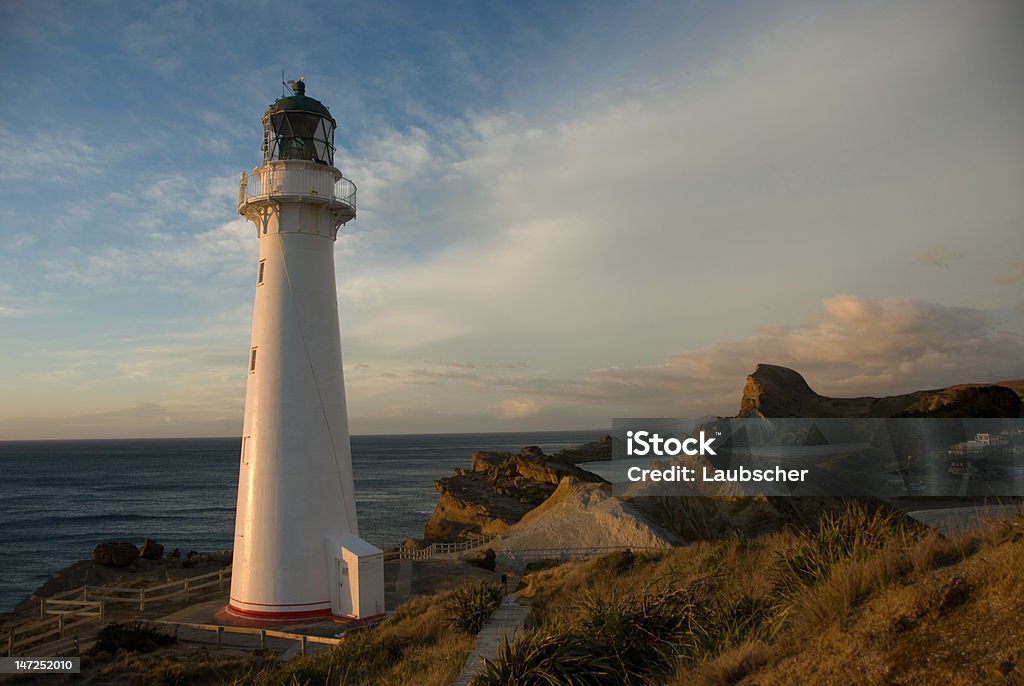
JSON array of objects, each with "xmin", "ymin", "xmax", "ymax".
[
  {"xmin": 390, "ymin": 534, "xmax": 499, "ymax": 560},
  {"xmin": 149, "ymin": 620, "xmax": 342, "ymax": 655},
  {"xmin": 42, "ymin": 567, "xmax": 231, "ymax": 614},
  {"xmin": 496, "ymin": 545, "xmax": 668, "ymax": 563},
  {"xmin": 2, "ymin": 567, "xmax": 232, "ymax": 656},
  {"xmin": 2, "ymin": 601, "xmax": 103, "ymax": 657}
]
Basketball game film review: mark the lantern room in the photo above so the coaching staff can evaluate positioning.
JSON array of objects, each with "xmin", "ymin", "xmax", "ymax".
[{"xmin": 262, "ymin": 78, "xmax": 336, "ymax": 166}]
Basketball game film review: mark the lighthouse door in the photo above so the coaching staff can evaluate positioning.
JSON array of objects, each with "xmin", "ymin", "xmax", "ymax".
[{"xmin": 335, "ymin": 558, "xmax": 353, "ymax": 616}]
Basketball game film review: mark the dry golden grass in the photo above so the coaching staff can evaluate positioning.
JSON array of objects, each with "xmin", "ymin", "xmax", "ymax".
[
  {"xmin": 504, "ymin": 500, "xmax": 1024, "ymax": 686},
  {"xmin": 676, "ymin": 502, "xmax": 1024, "ymax": 686},
  {"xmin": 29, "ymin": 501, "xmax": 1021, "ymax": 685},
  {"xmin": 250, "ymin": 584, "xmax": 480, "ymax": 686}
]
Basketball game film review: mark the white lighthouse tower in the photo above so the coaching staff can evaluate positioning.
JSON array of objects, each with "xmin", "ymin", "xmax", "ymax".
[{"xmin": 228, "ymin": 79, "xmax": 384, "ymax": 622}]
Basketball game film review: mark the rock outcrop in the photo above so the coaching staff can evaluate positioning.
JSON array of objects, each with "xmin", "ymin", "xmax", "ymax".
[
  {"xmin": 739, "ymin": 364, "xmax": 1022, "ymax": 418},
  {"xmin": 139, "ymin": 538, "xmax": 164, "ymax": 560},
  {"xmin": 549, "ymin": 435, "xmax": 613, "ymax": 463},
  {"xmin": 423, "ymin": 445, "xmax": 606, "ymax": 541},
  {"xmin": 92, "ymin": 541, "xmax": 140, "ymax": 568},
  {"xmin": 493, "ymin": 478, "xmax": 683, "ymax": 556}
]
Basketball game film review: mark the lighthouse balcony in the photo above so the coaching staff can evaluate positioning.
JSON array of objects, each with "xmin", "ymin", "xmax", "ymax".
[{"xmin": 238, "ymin": 160, "xmax": 356, "ymax": 216}]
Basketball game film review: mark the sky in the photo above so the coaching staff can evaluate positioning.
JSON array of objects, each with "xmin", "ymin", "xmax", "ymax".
[{"xmin": 0, "ymin": 0, "xmax": 1022, "ymax": 439}]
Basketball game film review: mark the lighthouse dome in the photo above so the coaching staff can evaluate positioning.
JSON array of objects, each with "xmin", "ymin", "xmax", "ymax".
[{"xmin": 262, "ymin": 79, "xmax": 337, "ymax": 166}]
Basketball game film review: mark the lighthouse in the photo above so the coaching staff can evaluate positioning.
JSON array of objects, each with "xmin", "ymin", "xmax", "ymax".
[{"xmin": 228, "ymin": 79, "xmax": 384, "ymax": 622}]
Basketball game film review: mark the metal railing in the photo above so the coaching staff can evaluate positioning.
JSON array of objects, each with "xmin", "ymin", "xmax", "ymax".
[{"xmin": 238, "ymin": 163, "xmax": 356, "ymax": 211}]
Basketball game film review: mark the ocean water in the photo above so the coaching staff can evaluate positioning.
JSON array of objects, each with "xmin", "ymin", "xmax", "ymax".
[{"xmin": 0, "ymin": 430, "xmax": 604, "ymax": 613}]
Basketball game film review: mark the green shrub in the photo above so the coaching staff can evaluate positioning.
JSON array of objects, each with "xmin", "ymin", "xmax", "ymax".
[
  {"xmin": 772, "ymin": 500, "xmax": 913, "ymax": 598},
  {"xmin": 88, "ymin": 622, "xmax": 174, "ymax": 655},
  {"xmin": 471, "ymin": 630, "xmax": 614, "ymax": 686},
  {"xmin": 445, "ymin": 580, "xmax": 504, "ymax": 634},
  {"xmin": 578, "ymin": 587, "xmax": 693, "ymax": 682}
]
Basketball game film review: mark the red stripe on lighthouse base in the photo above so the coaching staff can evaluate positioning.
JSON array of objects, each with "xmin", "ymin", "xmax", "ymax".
[{"xmin": 225, "ymin": 597, "xmax": 332, "ymax": 622}]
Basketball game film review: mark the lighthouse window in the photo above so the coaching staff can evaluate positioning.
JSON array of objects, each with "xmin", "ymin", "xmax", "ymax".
[
  {"xmin": 264, "ymin": 111, "xmax": 335, "ymax": 166},
  {"xmin": 257, "ymin": 259, "xmax": 266, "ymax": 285},
  {"xmin": 249, "ymin": 347, "xmax": 258, "ymax": 373}
]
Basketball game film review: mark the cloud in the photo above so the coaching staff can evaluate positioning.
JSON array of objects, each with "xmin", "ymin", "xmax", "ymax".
[
  {"xmin": 0, "ymin": 126, "xmax": 110, "ymax": 181},
  {"xmin": 998, "ymin": 259, "xmax": 1024, "ymax": 286},
  {"xmin": 39, "ymin": 217, "xmax": 253, "ymax": 288},
  {"xmin": 346, "ymin": 296, "xmax": 1024, "ymax": 431},
  {"xmin": 331, "ymin": 0, "xmax": 1024, "ymax": 377},
  {"xmin": 496, "ymin": 398, "xmax": 544, "ymax": 419},
  {"xmin": 918, "ymin": 246, "xmax": 967, "ymax": 267},
  {"xmin": 584, "ymin": 295, "xmax": 1024, "ymax": 411},
  {"xmin": 3, "ymin": 0, "xmax": 1023, "ymax": 437},
  {"xmin": 0, "ymin": 402, "xmax": 238, "ymax": 440}
]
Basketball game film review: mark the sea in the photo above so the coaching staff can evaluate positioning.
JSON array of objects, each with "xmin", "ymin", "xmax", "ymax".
[{"xmin": 0, "ymin": 429, "xmax": 605, "ymax": 613}]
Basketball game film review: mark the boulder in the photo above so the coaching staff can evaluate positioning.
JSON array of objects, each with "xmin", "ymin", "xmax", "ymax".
[
  {"xmin": 139, "ymin": 538, "xmax": 164, "ymax": 560},
  {"xmin": 92, "ymin": 541, "xmax": 140, "ymax": 568}
]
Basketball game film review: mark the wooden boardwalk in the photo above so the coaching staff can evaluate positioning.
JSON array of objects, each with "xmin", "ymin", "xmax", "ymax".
[{"xmin": 449, "ymin": 595, "xmax": 529, "ymax": 686}]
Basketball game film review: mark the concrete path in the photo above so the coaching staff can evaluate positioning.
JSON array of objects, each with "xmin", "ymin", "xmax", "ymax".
[
  {"xmin": 396, "ymin": 560, "xmax": 412, "ymax": 603},
  {"xmin": 449, "ymin": 595, "xmax": 529, "ymax": 686}
]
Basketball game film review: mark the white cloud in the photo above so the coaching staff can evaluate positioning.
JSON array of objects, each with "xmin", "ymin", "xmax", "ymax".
[
  {"xmin": 918, "ymin": 247, "xmax": 967, "ymax": 268},
  {"xmin": 0, "ymin": 126, "xmax": 109, "ymax": 181},
  {"xmin": 344, "ymin": 296, "xmax": 1024, "ymax": 431},
  {"xmin": 3, "ymin": 0, "xmax": 1023, "ymax": 437},
  {"xmin": 330, "ymin": 0, "xmax": 1024, "ymax": 378},
  {"xmin": 998, "ymin": 259, "xmax": 1024, "ymax": 286}
]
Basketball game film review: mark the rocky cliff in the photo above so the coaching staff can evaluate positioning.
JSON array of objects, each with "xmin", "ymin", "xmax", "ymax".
[
  {"xmin": 422, "ymin": 442, "xmax": 609, "ymax": 541},
  {"xmin": 491, "ymin": 478, "xmax": 684, "ymax": 556},
  {"xmin": 738, "ymin": 363, "xmax": 1023, "ymax": 418},
  {"xmin": 422, "ymin": 366, "xmax": 1023, "ymax": 547}
]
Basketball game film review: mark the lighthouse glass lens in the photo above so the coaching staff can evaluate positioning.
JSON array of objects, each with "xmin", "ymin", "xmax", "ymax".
[{"xmin": 266, "ymin": 112, "xmax": 335, "ymax": 165}]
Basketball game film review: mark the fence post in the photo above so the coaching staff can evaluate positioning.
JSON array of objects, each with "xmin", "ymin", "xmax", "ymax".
[
  {"xmin": 140, "ymin": 588, "xmax": 146, "ymax": 612},
  {"xmin": 40, "ymin": 598, "xmax": 46, "ymax": 619},
  {"xmin": 184, "ymin": 579, "xmax": 190, "ymax": 602},
  {"xmin": 99, "ymin": 601, "xmax": 105, "ymax": 625},
  {"xmin": 83, "ymin": 586, "xmax": 88, "ymax": 601},
  {"xmin": 218, "ymin": 569, "xmax": 225, "ymax": 592},
  {"xmin": 300, "ymin": 635, "xmax": 307, "ymax": 656},
  {"xmin": 8, "ymin": 632, "xmax": 13, "ymax": 657},
  {"xmin": 58, "ymin": 614, "xmax": 65, "ymax": 638},
  {"xmin": 260, "ymin": 629, "xmax": 266, "ymax": 650},
  {"xmin": 216, "ymin": 626, "xmax": 223, "ymax": 650}
]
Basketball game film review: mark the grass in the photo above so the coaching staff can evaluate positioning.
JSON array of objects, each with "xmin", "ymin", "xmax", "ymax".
[
  {"xmin": 237, "ymin": 580, "xmax": 498, "ymax": 686},
  {"xmin": 68, "ymin": 499, "xmax": 1023, "ymax": 685},
  {"xmin": 505, "ymin": 499, "xmax": 1023, "ymax": 686}
]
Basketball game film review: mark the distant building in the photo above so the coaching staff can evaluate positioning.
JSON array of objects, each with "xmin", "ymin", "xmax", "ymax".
[{"xmin": 950, "ymin": 440, "xmax": 984, "ymax": 456}]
